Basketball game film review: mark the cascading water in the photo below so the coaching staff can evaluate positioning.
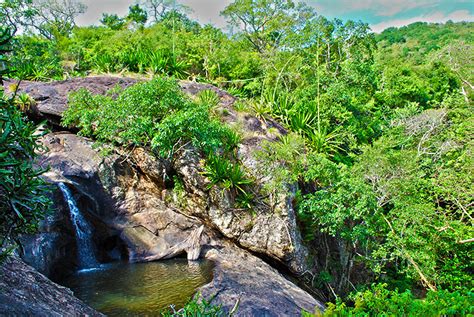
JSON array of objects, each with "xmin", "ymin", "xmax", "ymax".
[{"xmin": 58, "ymin": 182, "xmax": 98, "ymax": 269}]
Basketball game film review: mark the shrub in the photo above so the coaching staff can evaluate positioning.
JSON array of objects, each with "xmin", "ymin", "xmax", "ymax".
[
  {"xmin": 162, "ymin": 293, "xmax": 226, "ymax": 317},
  {"xmin": 314, "ymin": 284, "xmax": 474, "ymax": 316},
  {"xmin": 63, "ymin": 77, "xmax": 239, "ymax": 159}
]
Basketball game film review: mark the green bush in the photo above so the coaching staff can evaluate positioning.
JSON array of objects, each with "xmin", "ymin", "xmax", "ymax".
[
  {"xmin": 313, "ymin": 284, "xmax": 474, "ymax": 316},
  {"xmin": 0, "ymin": 28, "xmax": 51, "ymax": 259},
  {"xmin": 10, "ymin": 36, "xmax": 64, "ymax": 80},
  {"xmin": 161, "ymin": 294, "xmax": 226, "ymax": 317},
  {"xmin": 63, "ymin": 77, "xmax": 238, "ymax": 158}
]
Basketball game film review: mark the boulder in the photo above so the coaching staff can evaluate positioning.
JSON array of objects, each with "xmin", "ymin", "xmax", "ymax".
[
  {"xmin": 4, "ymin": 76, "xmax": 138, "ymax": 126},
  {"xmin": 0, "ymin": 256, "xmax": 103, "ymax": 316},
  {"xmin": 200, "ymin": 241, "xmax": 325, "ymax": 316}
]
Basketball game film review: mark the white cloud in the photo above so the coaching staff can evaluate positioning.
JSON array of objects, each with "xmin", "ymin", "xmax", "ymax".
[
  {"xmin": 308, "ymin": 0, "xmax": 439, "ymax": 17},
  {"xmin": 370, "ymin": 9, "xmax": 474, "ymax": 33}
]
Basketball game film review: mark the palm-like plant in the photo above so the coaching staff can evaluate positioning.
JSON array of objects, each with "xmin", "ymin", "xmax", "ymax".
[
  {"xmin": 167, "ymin": 55, "xmax": 188, "ymax": 79},
  {"xmin": 14, "ymin": 93, "xmax": 35, "ymax": 112},
  {"xmin": 289, "ymin": 110, "xmax": 317, "ymax": 136},
  {"xmin": 307, "ymin": 127, "xmax": 345, "ymax": 157},
  {"xmin": 148, "ymin": 51, "xmax": 169, "ymax": 75},
  {"xmin": 197, "ymin": 89, "xmax": 220, "ymax": 108},
  {"xmin": 93, "ymin": 54, "xmax": 116, "ymax": 73},
  {"xmin": 203, "ymin": 155, "xmax": 252, "ymax": 195},
  {"xmin": 251, "ymin": 100, "xmax": 270, "ymax": 121}
]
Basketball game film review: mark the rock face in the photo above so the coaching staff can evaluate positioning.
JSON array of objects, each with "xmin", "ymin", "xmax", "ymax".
[
  {"xmin": 200, "ymin": 241, "xmax": 324, "ymax": 317},
  {"xmin": 4, "ymin": 76, "xmax": 138, "ymax": 126},
  {"xmin": 19, "ymin": 185, "xmax": 80, "ymax": 279},
  {"xmin": 37, "ymin": 132, "xmax": 202, "ymax": 265},
  {"xmin": 13, "ymin": 76, "xmax": 310, "ymax": 274},
  {"xmin": 0, "ymin": 256, "xmax": 103, "ymax": 316},
  {"xmin": 8, "ymin": 77, "xmax": 322, "ymax": 314}
]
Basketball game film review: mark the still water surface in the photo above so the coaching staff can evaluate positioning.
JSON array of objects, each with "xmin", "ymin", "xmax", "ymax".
[{"xmin": 60, "ymin": 259, "xmax": 214, "ymax": 316}]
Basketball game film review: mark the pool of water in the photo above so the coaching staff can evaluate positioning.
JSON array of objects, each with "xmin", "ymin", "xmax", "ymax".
[{"xmin": 59, "ymin": 259, "xmax": 214, "ymax": 316}]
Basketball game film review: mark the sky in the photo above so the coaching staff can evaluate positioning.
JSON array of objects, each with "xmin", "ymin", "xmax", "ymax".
[{"xmin": 76, "ymin": 0, "xmax": 474, "ymax": 33}]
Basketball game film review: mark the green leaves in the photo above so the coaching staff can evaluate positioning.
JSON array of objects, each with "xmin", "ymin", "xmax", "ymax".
[
  {"xmin": 161, "ymin": 293, "xmax": 225, "ymax": 317},
  {"xmin": 63, "ymin": 78, "xmax": 240, "ymax": 161},
  {"xmin": 0, "ymin": 94, "xmax": 51, "ymax": 254},
  {"xmin": 202, "ymin": 154, "xmax": 252, "ymax": 195},
  {"xmin": 320, "ymin": 284, "xmax": 474, "ymax": 316}
]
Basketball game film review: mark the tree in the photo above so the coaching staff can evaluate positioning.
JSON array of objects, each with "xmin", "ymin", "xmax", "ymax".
[
  {"xmin": 222, "ymin": 0, "xmax": 315, "ymax": 53},
  {"xmin": 127, "ymin": 4, "xmax": 148, "ymax": 26},
  {"xmin": 0, "ymin": 0, "xmax": 87, "ymax": 39},
  {"xmin": 100, "ymin": 13, "xmax": 126, "ymax": 30},
  {"xmin": 139, "ymin": 0, "xmax": 190, "ymax": 24}
]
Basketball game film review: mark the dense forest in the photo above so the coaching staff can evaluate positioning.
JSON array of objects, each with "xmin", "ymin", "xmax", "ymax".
[{"xmin": 1, "ymin": 0, "xmax": 473, "ymax": 315}]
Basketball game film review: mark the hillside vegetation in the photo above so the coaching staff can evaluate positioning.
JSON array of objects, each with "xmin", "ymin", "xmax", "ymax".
[{"xmin": 1, "ymin": 0, "xmax": 473, "ymax": 315}]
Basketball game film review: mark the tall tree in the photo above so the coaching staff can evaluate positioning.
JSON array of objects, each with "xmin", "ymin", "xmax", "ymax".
[
  {"xmin": 0, "ymin": 0, "xmax": 87, "ymax": 39},
  {"xmin": 139, "ymin": 0, "xmax": 190, "ymax": 24},
  {"xmin": 127, "ymin": 4, "xmax": 148, "ymax": 26},
  {"xmin": 222, "ymin": 0, "xmax": 315, "ymax": 53},
  {"xmin": 100, "ymin": 13, "xmax": 126, "ymax": 30}
]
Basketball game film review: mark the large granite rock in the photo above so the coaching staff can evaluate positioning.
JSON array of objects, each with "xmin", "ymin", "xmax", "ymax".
[
  {"xmin": 37, "ymin": 132, "xmax": 201, "ymax": 263},
  {"xmin": 4, "ymin": 76, "xmax": 138, "ymax": 126},
  {"xmin": 10, "ymin": 77, "xmax": 322, "ymax": 314},
  {"xmin": 0, "ymin": 256, "xmax": 103, "ymax": 316},
  {"xmin": 18, "ymin": 76, "xmax": 309, "ymax": 274},
  {"xmin": 200, "ymin": 241, "xmax": 325, "ymax": 316}
]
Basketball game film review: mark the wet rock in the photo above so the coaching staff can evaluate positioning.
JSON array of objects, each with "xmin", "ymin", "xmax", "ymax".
[
  {"xmin": 36, "ymin": 132, "xmax": 202, "ymax": 268},
  {"xmin": 139, "ymin": 225, "xmax": 205, "ymax": 262},
  {"xmin": 0, "ymin": 256, "xmax": 103, "ymax": 316},
  {"xmin": 19, "ymin": 188, "xmax": 77, "ymax": 279}
]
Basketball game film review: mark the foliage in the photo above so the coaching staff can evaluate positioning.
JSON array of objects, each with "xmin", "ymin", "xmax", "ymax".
[
  {"xmin": 0, "ymin": 27, "xmax": 51, "ymax": 259},
  {"xmin": 63, "ymin": 78, "xmax": 238, "ymax": 159},
  {"xmin": 161, "ymin": 293, "xmax": 226, "ymax": 317},
  {"xmin": 100, "ymin": 13, "xmax": 126, "ymax": 30},
  {"xmin": 1, "ymin": 0, "xmax": 87, "ymax": 40},
  {"xmin": 14, "ymin": 92, "xmax": 35, "ymax": 112},
  {"xmin": 197, "ymin": 89, "xmax": 220, "ymax": 108},
  {"xmin": 309, "ymin": 284, "xmax": 474, "ymax": 316},
  {"xmin": 127, "ymin": 4, "xmax": 148, "ymax": 26},
  {"xmin": 10, "ymin": 35, "xmax": 64, "ymax": 80},
  {"xmin": 202, "ymin": 154, "xmax": 252, "ymax": 195},
  {"xmin": 255, "ymin": 132, "xmax": 306, "ymax": 205}
]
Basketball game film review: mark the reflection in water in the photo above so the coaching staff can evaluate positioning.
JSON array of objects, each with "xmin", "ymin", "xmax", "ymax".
[{"xmin": 60, "ymin": 259, "xmax": 214, "ymax": 316}]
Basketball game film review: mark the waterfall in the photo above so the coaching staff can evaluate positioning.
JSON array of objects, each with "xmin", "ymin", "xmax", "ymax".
[{"xmin": 58, "ymin": 183, "xmax": 98, "ymax": 269}]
